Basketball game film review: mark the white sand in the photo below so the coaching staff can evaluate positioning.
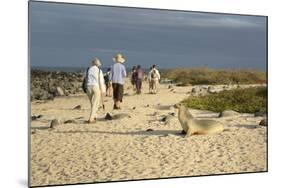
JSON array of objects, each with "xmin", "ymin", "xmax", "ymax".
[{"xmin": 30, "ymin": 79, "xmax": 267, "ymax": 186}]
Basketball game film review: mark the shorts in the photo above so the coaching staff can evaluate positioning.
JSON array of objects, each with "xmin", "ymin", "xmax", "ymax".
[{"xmin": 112, "ymin": 83, "xmax": 124, "ymax": 102}]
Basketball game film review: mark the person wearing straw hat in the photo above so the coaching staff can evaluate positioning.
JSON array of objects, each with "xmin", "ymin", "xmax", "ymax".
[
  {"xmin": 85, "ymin": 58, "xmax": 106, "ymax": 123},
  {"xmin": 110, "ymin": 53, "xmax": 127, "ymax": 110}
]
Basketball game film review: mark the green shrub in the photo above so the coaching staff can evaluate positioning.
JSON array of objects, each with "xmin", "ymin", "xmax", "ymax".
[
  {"xmin": 182, "ymin": 87, "xmax": 267, "ymax": 113},
  {"xmin": 162, "ymin": 68, "xmax": 266, "ymax": 86}
]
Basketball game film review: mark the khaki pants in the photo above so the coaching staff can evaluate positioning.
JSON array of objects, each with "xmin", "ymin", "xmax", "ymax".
[
  {"xmin": 86, "ymin": 85, "xmax": 101, "ymax": 121},
  {"xmin": 151, "ymin": 79, "xmax": 159, "ymax": 94},
  {"xmin": 136, "ymin": 79, "xmax": 142, "ymax": 94},
  {"xmin": 148, "ymin": 79, "xmax": 152, "ymax": 93}
]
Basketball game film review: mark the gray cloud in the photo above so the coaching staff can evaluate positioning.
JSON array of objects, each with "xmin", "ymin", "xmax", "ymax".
[{"xmin": 30, "ymin": 1, "xmax": 267, "ymax": 70}]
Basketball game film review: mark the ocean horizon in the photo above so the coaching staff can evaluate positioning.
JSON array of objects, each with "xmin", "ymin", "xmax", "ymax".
[
  {"xmin": 31, "ymin": 66, "xmax": 154, "ymax": 73},
  {"xmin": 31, "ymin": 65, "xmax": 266, "ymax": 74}
]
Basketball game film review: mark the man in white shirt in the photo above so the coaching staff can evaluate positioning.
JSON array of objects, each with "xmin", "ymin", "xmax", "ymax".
[
  {"xmin": 147, "ymin": 66, "xmax": 153, "ymax": 93},
  {"xmin": 85, "ymin": 58, "xmax": 106, "ymax": 123},
  {"xmin": 148, "ymin": 64, "xmax": 161, "ymax": 94}
]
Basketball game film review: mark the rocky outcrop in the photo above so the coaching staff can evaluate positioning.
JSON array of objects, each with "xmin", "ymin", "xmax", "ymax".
[{"xmin": 31, "ymin": 70, "xmax": 84, "ymax": 101}]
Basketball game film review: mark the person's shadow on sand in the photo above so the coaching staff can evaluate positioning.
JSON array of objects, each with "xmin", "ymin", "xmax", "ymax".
[{"xmin": 54, "ymin": 129, "xmax": 185, "ymax": 137}]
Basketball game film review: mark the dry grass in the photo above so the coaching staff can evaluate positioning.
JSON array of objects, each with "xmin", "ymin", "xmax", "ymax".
[{"xmin": 162, "ymin": 68, "xmax": 266, "ymax": 86}]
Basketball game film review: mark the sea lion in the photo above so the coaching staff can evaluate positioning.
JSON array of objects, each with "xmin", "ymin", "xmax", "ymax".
[{"xmin": 174, "ymin": 103, "xmax": 224, "ymax": 136}]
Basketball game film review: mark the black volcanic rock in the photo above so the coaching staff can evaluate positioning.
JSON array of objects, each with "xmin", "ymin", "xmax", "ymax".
[
  {"xmin": 259, "ymin": 119, "xmax": 267, "ymax": 126},
  {"xmin": 73, "ymin": 105, "xmax": 82, "ymax": 110},
  {"xmin": 31, "ymin": 70, "xmax": 84, "ymax": 101},
  {"xmin": 105, "ymin": 113, "xmax": 113, "ymax": 120}
]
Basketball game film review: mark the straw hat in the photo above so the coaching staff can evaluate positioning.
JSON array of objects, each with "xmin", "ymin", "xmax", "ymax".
[
  {"xmin": 113, "ymin": 53, "xmax": 126, "ymax": 63},
  {"xmin": 91, "ymin": 58, "xmax": 101, "ymax": 67}
]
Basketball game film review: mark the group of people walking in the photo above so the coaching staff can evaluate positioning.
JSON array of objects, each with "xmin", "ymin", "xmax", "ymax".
[
  {"xmin": 130, "ymin": 64, "xmax": 161, "ymax": 94},
  {"xmin": 84, "ymin": 53, "xmax": 161, "ymax": 123}
]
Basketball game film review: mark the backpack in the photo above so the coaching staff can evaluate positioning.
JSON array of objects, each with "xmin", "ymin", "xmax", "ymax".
[
  {"xmin": 82, "ymin": 67, "xmax": 89, "ymax": 93},
  {"xmin": 104, "ymin": 72, "xmax": 110, "ymax": 83},
  {"xmin": 151, "ymin": 69, "xmax": 157, "ymax": 79}
]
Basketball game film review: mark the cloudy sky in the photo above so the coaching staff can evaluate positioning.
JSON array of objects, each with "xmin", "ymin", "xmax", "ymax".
[{"xmin": 29, "ymin": 1, "xmax": 267, "ymax": 70}]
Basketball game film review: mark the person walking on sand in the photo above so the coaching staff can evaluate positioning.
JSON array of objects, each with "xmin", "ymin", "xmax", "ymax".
[
  {"xmin": 110, "ymin": 53, "xmax": 127, "ymax": 110},
  {"xmin": 85, "ymin": 58, "xmax": 106, "ymax": 123},
  {"xmin": 135, "ymin": 65, "xmax": 144, "ymax": 94},
  {"xmin": 104, "ymin": 68, "xmax": 112, "ymax": 97},
  {"xmin": 149, "ymin": 64, "xmax": 161, "ymax": 94},
  {"xmin": 147, "ymin": 66, "xmax": 153, "ymax": 93},
  {"xmin": 131, "ymin": 66, "xmax": 137, "ymax": 91}
]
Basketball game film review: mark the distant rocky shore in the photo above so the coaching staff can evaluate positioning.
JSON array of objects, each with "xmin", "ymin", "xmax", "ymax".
[{"xmin": 31, "ymin": 70, "xmax": 84, "ymax": 101}]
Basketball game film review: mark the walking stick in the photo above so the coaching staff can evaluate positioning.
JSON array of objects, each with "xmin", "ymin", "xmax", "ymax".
[{"xmin": 101, "ymin": 92, "xmax": 105, "ymax": 110}]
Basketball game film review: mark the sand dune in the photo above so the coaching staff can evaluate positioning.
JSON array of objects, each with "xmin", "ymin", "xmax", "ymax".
[{"xmin": 30, "ymin": 79, "xmax": 267, "ymax": 186}]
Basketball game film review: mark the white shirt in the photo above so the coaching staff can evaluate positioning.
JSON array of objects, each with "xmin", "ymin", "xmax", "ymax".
[
  {"xmin": 148, "ymin": 68, "xmax": 161, "ymax": 81},
  {"xmin": 86, "ymin": 66, "xmax": 106, "ymax": 93}
]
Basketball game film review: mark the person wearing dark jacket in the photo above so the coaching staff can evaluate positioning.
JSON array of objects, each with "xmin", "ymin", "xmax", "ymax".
[{"xmin": 135, "ymin": 65, "xmax": 144, "ymax": 94}]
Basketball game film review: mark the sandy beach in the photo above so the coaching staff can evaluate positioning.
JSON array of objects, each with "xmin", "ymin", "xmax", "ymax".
[{"xmin": 30, "ymin": 79, "xmax": 267, "ymax": 186}]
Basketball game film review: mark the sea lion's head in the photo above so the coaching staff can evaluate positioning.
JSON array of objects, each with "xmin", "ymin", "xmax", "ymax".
[{"xmin": 174, "ymin": 103, "xmax": 183, "ymax": 109}]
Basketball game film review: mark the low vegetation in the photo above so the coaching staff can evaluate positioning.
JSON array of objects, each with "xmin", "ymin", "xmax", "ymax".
[
  {"xmin": 162, "ymin": 68, "xmax": 266, "ymax": 86},
  {"xmin": 182, "ymin": 87, "xmax": 267, "ymax": 113}
]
